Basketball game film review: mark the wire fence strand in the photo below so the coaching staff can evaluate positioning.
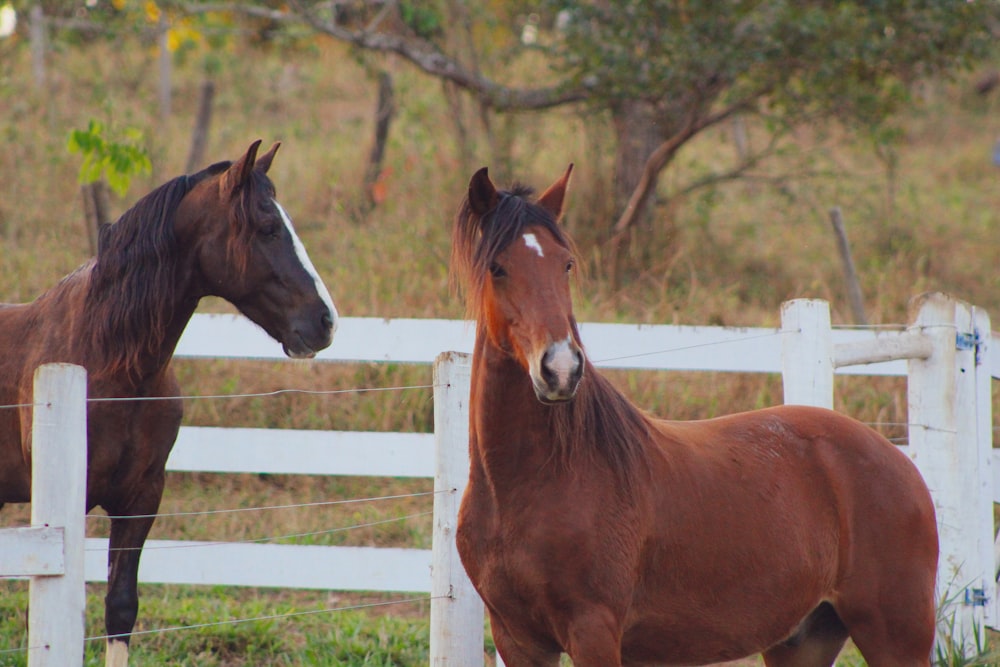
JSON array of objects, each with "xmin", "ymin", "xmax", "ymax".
[
  {"xmin": 0, "ymin": 383, "xmax": 437, "ymax": 411},
  {"xmin": 88, "ymin": 511, "xmax": 433, "ymax": 553},
  {"xmin": 88, "ymin": 489, "xmax": 445, "ymax": 521},
  {"xmin": 0, "ymin": 595, "xmax": 446, "ymax": 656}
]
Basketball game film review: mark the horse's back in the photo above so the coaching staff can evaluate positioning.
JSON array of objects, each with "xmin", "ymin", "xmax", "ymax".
[
  {"xmin": 626, "ymin": 404, "xmax": 937, "ymax": 658},
  {"xmin": 666, "ymin": 404, "xmax": 931, "ymax": 501},
  {"xmin": 0, "ymin": 301, "xmax": 45, "ymax": 503},
  {"xmin": 662, "ymin": 404, "xmax": 937, "ymax": 548}
]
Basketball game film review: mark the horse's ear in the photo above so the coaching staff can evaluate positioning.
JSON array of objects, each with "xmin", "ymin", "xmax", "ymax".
[
  {"xmin": 468, "ymin": 167, "xmax": 499, "ymax": 217},
  {"xmin": 221, "ymin": 140, "xmax": 263, "ymax": 196},
  {"xmin": 537, "ymin": 163, "xmax": 573, "ymax": 221},
  {"xmin": 255, "ymin": 142, "xmax": 280, "ymax": 174}
]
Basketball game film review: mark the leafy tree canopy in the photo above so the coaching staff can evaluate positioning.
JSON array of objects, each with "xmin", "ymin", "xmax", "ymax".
[
  {"xmin": 550, "ymin": 1, "xmax": 995, "ymax": 127},
  {"xmin": 46, "ymin": 0, "xmax": 999, "ymax": 240}
]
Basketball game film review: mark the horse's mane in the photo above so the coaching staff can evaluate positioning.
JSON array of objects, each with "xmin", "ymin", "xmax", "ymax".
[
  {"xmin": 86, "ymin": 160, "xmax": 259, "ymax": 381},
  {"xmin": 548, "ymin": 363, "xmax": 654, "ymax": 488},
  {"xmin": 453, "ymin": 184, "xmax": 652, "ymax": 486}
]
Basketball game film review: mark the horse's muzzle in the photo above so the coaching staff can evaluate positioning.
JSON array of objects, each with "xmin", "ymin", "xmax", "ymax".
[
  {"xmin": 532, "ymin": 338, "xmax": 584, "ymax": 403},
  {"xmin": 284, "ymin": 308, "xmax": 336, "ymax": 359}
]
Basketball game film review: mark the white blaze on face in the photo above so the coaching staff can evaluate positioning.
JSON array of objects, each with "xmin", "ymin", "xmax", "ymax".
[
  {"xmin": 523, "ymin": 233, "xmax": 545, "ymax": 258},
  {"xmin": 273, "ymin": 200, "xmax": 339, "ymax": 332}
]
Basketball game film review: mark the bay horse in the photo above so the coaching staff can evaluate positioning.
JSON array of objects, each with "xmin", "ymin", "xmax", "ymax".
[
  {"xmin": 0, "ymin": 141, "xmax": 337, "ymax": 666},
  {"xmin": 451, "ymin": 165, "xmax": 939, "ymax": 666}
]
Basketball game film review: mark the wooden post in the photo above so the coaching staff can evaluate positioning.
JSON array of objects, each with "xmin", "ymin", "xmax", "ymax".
[
  {"xmin": 780, "ymin": 299, "xmax": 834, "ymax": 408},
  {"xmin": 828, "ymin": 207, "xmax": 867, "ymax": 325},
  {"xmin": 731, "ymin": 115, "xmax": 748, "ymax": 163},
  {"xmin": 430, "ymin": 352, "xmax": 484, "ymax": 666},
  {"xmin": 29, "ymin": 4, "xmax": 45, "ymax": 89},
  {"xmin": 907, "ymin": 293, "xmax": 992, "ymax": 648},
  {"xmin": 29, "ymin": 363, "xmax": 87, "ymax": 667},
  {"xmin": 185, "ymin": 79, "xmax": 215, "ymax": 174},
  {"xmin": 157, "ymin": 14, "xmax": 171, "ymax": 121}
]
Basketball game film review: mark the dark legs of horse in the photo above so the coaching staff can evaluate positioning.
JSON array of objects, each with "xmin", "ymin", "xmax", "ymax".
[
  {"xmin": 104, "ymin": 512, "xmax": 157, "ymax": 667},
  {"xmin": 763, "ymin": 603, "xmax": 849, "ymax": 667}
]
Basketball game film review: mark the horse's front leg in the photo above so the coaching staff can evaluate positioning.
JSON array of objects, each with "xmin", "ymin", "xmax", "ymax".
[
  {"xmin": 489, "ymin": 610, "xmax": 562, "ymax": 667},
  {"xmin": 104, "ymin": 507, "xmax": 158, "ymax": 667},
  {"xmin": 561, "ymin": 605, "xmax": 625, "ymax": 667}
]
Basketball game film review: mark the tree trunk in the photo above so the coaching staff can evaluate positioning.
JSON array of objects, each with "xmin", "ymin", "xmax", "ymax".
[
  {"xmin": 82, "ymin": 180, "xmax": 112, "ymax": 255},
  {"xmin": 186, "ymin": 79, "xmax": 215, "ymax": 174},
  {"xmin": 360, "ymin": 70, "xmax": 395, "ymax": 216},
  {"xmin": 607, "ymin": 99, "xmax": 675, "ymax": 284},
  {"xmin": 158, "ymin": 15, "xmax": 172, "ymax": 121},
  {"xmin": 611, "ymin": 100, "xmax": 663, "ymax": 236},
  {"xmin": 29, "ymin": 4, "xmax": 46, "ymax": 89}
]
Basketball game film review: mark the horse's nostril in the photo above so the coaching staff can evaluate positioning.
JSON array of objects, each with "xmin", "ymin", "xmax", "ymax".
[
  {"xmin": 321, "ymin": 312, "xmax": 333, "ymax": 329},
  {"xmin": 541, "ymin": 354, "xmax": 557, "ymax": 385}
]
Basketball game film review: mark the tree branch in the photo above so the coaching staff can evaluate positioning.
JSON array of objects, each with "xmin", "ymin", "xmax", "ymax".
[
  {"xmin": 178, "ymin": 0, "xmax": 588, "ymax": 111},
  {"xmin": 610, "ymin": 99, "xmax": 752, "ymax": 236}
]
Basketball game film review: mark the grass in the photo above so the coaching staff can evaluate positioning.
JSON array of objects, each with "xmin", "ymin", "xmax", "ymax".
[
  {"xmin": 0, "ymin": 23, "xmax": 998, "ymax": 665},
  {"xmin": 0, "ymin": 582, "xmax": 432, "ymax": 666}
]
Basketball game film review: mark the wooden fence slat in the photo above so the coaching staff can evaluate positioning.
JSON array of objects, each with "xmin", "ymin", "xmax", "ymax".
[
  {"xmin": 167, "ymin": 427, "xmax": 435, "ymax": 478},
  {"xmin": 177, "ymin": 314, "xmax": 916, "ymax": 375},
  {"xmin": 84, "ymin": 540, "xmax": 431, "ymax": 593},
  {"xmin": 0, "ymin": 526, "xmax": 64, "ymax": 576}
]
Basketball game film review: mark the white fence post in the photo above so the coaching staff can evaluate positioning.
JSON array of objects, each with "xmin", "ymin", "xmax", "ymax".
[
  {"xmin": 780, "ymin": 299, "xmax": 834, "ymax": 408},
  {"xmin": 430, "ymin": 352, "xmax": 484, "ymax": 666},
  {"xmin": 907, "ymin": 293, "xmax": 994, "ymax": 646},
  {"xmin": 28, "ymin": 363, "xmax": 87, "ymax": 667},
  {"xmin": 972, "ymin": 307, "xmax": 995, "ymax": 629}
]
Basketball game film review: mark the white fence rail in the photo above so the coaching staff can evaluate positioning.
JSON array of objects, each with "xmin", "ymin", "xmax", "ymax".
[{"xmin": 3, "ymin": 293, "xmax": 997, "ymax": 663}]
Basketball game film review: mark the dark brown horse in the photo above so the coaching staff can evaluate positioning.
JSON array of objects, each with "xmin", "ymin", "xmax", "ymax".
[
  {"xmin": 451, "ymin": 165, "xmax": 939, "ymax": 666},
  {"xmin": 0, "ymin": 141, "xmax": 337, "ymax": 666}
]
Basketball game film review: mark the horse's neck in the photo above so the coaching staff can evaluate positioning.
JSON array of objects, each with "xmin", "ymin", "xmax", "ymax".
[
  {"xmin": 470, "ymin": 327, "xmax": 655, "ymax": 501},
  {"xmin": 470, "ymin": 332, "xmax": 560, "ymax": 489},
  {"xmin": 85, "ymin": 263, "xmax": 200, "ymax": 384}
]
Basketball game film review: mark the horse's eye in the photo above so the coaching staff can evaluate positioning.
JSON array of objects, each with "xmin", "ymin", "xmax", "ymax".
[
  {"xmin": 260, "ymin": 224, "xmax": 281, "ymax": 240},
  {"xmin": 489, "ymin": 263, "xmax": 507, "ymax": 278},
  {"xmin": 566, "ymin": 260, "xmax": 575, "ymax": 273}
]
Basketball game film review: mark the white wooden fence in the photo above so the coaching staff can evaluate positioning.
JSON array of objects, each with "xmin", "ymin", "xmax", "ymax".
[{"xmin": 3, "ymin": 292, "xmax": 997, "ymax": 663}]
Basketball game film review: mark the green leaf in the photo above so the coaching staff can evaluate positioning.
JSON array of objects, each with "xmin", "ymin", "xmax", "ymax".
[{"xmin": 66, "ymin": 119, "xmax": 150, "ymax": 193}]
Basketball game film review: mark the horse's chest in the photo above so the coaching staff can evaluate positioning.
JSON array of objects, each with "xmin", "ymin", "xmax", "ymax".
[
  {"xmin": 83, "ymin": 393, "xmax": 181, "ymax": 500},
  {"xmin": 458, "ymin": 481, "xmax": 615, "ymax": 608}
]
